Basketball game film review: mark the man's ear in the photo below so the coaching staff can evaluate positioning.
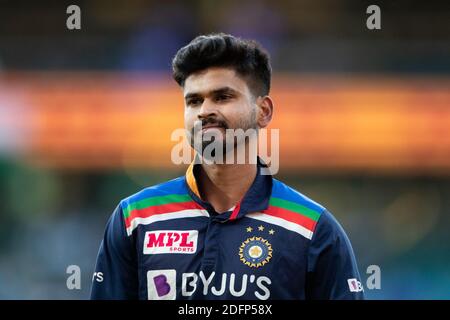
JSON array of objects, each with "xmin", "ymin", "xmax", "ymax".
[{"xmin": 256, "ymin": 96, "xmax": 274, "ymax": 128}]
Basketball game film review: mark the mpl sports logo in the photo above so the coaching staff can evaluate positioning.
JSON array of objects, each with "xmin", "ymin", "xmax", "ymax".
[{"xmin": 143, "ymin": 230, "xmax": 198, "ymax": 254}]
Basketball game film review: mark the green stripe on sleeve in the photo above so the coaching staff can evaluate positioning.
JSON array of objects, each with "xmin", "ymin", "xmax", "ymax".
[
  {"xmin": 269, "ymin": 197, "xmax": 321, "ymax": 221},
  {"xmin": 123, "ymin": 194, "xmax": 192, "ymax": 219}
]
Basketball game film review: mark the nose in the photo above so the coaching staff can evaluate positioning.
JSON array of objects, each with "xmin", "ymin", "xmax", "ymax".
[{"xmin": 197, "ymin": 99, "xmax": 218, "ymax": 120}]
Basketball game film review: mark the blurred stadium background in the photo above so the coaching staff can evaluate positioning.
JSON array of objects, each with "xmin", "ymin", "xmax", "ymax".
[{"xmin": 0, "ymin": 0, "xmax": 449, "ymax": 299}]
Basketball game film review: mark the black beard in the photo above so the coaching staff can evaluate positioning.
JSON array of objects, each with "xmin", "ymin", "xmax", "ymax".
[
  {"xmin": 188, "ymin": 116, "xmax": 258, "ymax": 162},
  {"xmin": 189, "ymin": 119, "xmax": 228, "ymax": 153}
]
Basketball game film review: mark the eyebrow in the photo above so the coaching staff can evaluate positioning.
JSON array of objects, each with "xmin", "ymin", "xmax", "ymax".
[{"xmin": 184, "ymin": 86, "xmax": 238, "ymax": 100}]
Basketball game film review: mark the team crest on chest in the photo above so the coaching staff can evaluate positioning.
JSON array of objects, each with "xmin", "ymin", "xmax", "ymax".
[{"xmin": 238, "ymin": 236, "xmax": 273, "ymax": 268}]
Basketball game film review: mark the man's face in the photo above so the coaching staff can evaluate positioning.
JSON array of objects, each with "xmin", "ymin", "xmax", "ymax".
[{"xmin": 183, "ymin": 67, "xmax": 258, "ymax": 155}]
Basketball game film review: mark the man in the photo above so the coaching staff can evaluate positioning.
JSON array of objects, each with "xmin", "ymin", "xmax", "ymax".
[{"xmin": 91, "ymin": 33, "xmax": 364, "ymax": 300}]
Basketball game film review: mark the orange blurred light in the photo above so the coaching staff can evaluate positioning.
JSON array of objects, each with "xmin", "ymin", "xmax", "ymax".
[{"xmin": 1, "ymin": 72, "xmax": 449, "ymax": 174}]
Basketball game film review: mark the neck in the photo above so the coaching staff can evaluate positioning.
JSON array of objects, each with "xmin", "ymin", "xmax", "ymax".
[{"xmin": 197, "ymin": 158, "xmax": 257, "ymax": 214}]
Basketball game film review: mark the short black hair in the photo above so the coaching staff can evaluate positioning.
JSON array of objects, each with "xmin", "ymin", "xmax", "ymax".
[{"xmin": 172, "ymin": 33, "xmax": 271, "ymax": 97}]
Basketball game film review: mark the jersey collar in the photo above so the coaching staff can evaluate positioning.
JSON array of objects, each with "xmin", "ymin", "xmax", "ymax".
[{"xmin": 185, "ymin": 157, "xmax": 273, "ymax": 222}]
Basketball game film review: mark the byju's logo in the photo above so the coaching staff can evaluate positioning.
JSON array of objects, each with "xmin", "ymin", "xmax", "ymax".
[
  {"xmin": 347, "ymin": 278, "xmax": 364, "ymax": 292},
  {"xmin": 146, "ymin": 270, "xmax": 271, "ymax": 300},
  {"xmin": 143, "ymin": 230, "xmax": 198, "ymax": 254},
  {"xmin": 147, "ymin": 270, "xmax": 176, "ymax": 300}
]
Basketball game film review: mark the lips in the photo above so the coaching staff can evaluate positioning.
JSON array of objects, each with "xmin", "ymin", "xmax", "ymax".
[
  {"xmin": 202, "ymin": 124, "xmax": 224, "ymax": 130},
  {"xmin": 191, "ymin": 120, "xmax": 228, "ymax": 137},
  {"xmin": 201, "ymin": 122, "xmax": 227, "ymax": 132}
]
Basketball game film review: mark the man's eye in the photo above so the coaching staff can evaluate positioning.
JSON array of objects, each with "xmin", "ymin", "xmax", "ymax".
[
  {"xmin": 187, "ymin": 99, "xmax": 202, "ymax": 106},
  {"xmin": 216, "ymin": 95, "xmax": 231, "ymax": 102}
]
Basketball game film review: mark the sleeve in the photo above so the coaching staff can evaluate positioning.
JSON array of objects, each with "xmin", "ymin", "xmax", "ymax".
[
  {"xmin": 305, "ymin": 210, "xmax": 364, "ymax": 300},
  {"xmin": 90, "ymin": 204, "xmax": 139, "ymax": 299}
]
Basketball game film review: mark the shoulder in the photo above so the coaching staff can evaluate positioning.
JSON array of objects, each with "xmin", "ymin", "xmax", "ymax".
[
  {"xmin": 116, "ymin": 176, "xmax": 192, "ymax": 235},
  {"xmin": 271, "ymin": 178, "xmax": 326, "ymax": 214},
  {"xmin": 119, "ymin": 175, "xmax": 188, "ymax": 212},
  {"xmin": 269, "ymin": 179, "xmax": 348, "ymax": 240},
  {"xmin": 261, "ymin": 179, "xmax": 327, "ymax": 240}
]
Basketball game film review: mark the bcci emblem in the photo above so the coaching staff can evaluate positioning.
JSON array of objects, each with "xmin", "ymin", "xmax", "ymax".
[{"xmin": 239, "ymin": 236, "xmax": 273, "ymax": 268}]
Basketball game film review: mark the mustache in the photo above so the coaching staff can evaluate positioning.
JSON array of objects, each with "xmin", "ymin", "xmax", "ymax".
[{"xmin": 191, "ymin": 118, "xmax": 228, "ymax": 135}]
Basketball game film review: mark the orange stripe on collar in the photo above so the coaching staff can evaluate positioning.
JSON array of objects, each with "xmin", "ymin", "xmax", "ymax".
[{"xmin": 186, "ymin": 161, "xmax": 201, "ymax": 199}]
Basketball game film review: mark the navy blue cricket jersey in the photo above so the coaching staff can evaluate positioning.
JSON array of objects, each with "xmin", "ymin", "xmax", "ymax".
[{"xmin": 91, "ymin": 158, "xmax": 364, "ymax": 300}]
